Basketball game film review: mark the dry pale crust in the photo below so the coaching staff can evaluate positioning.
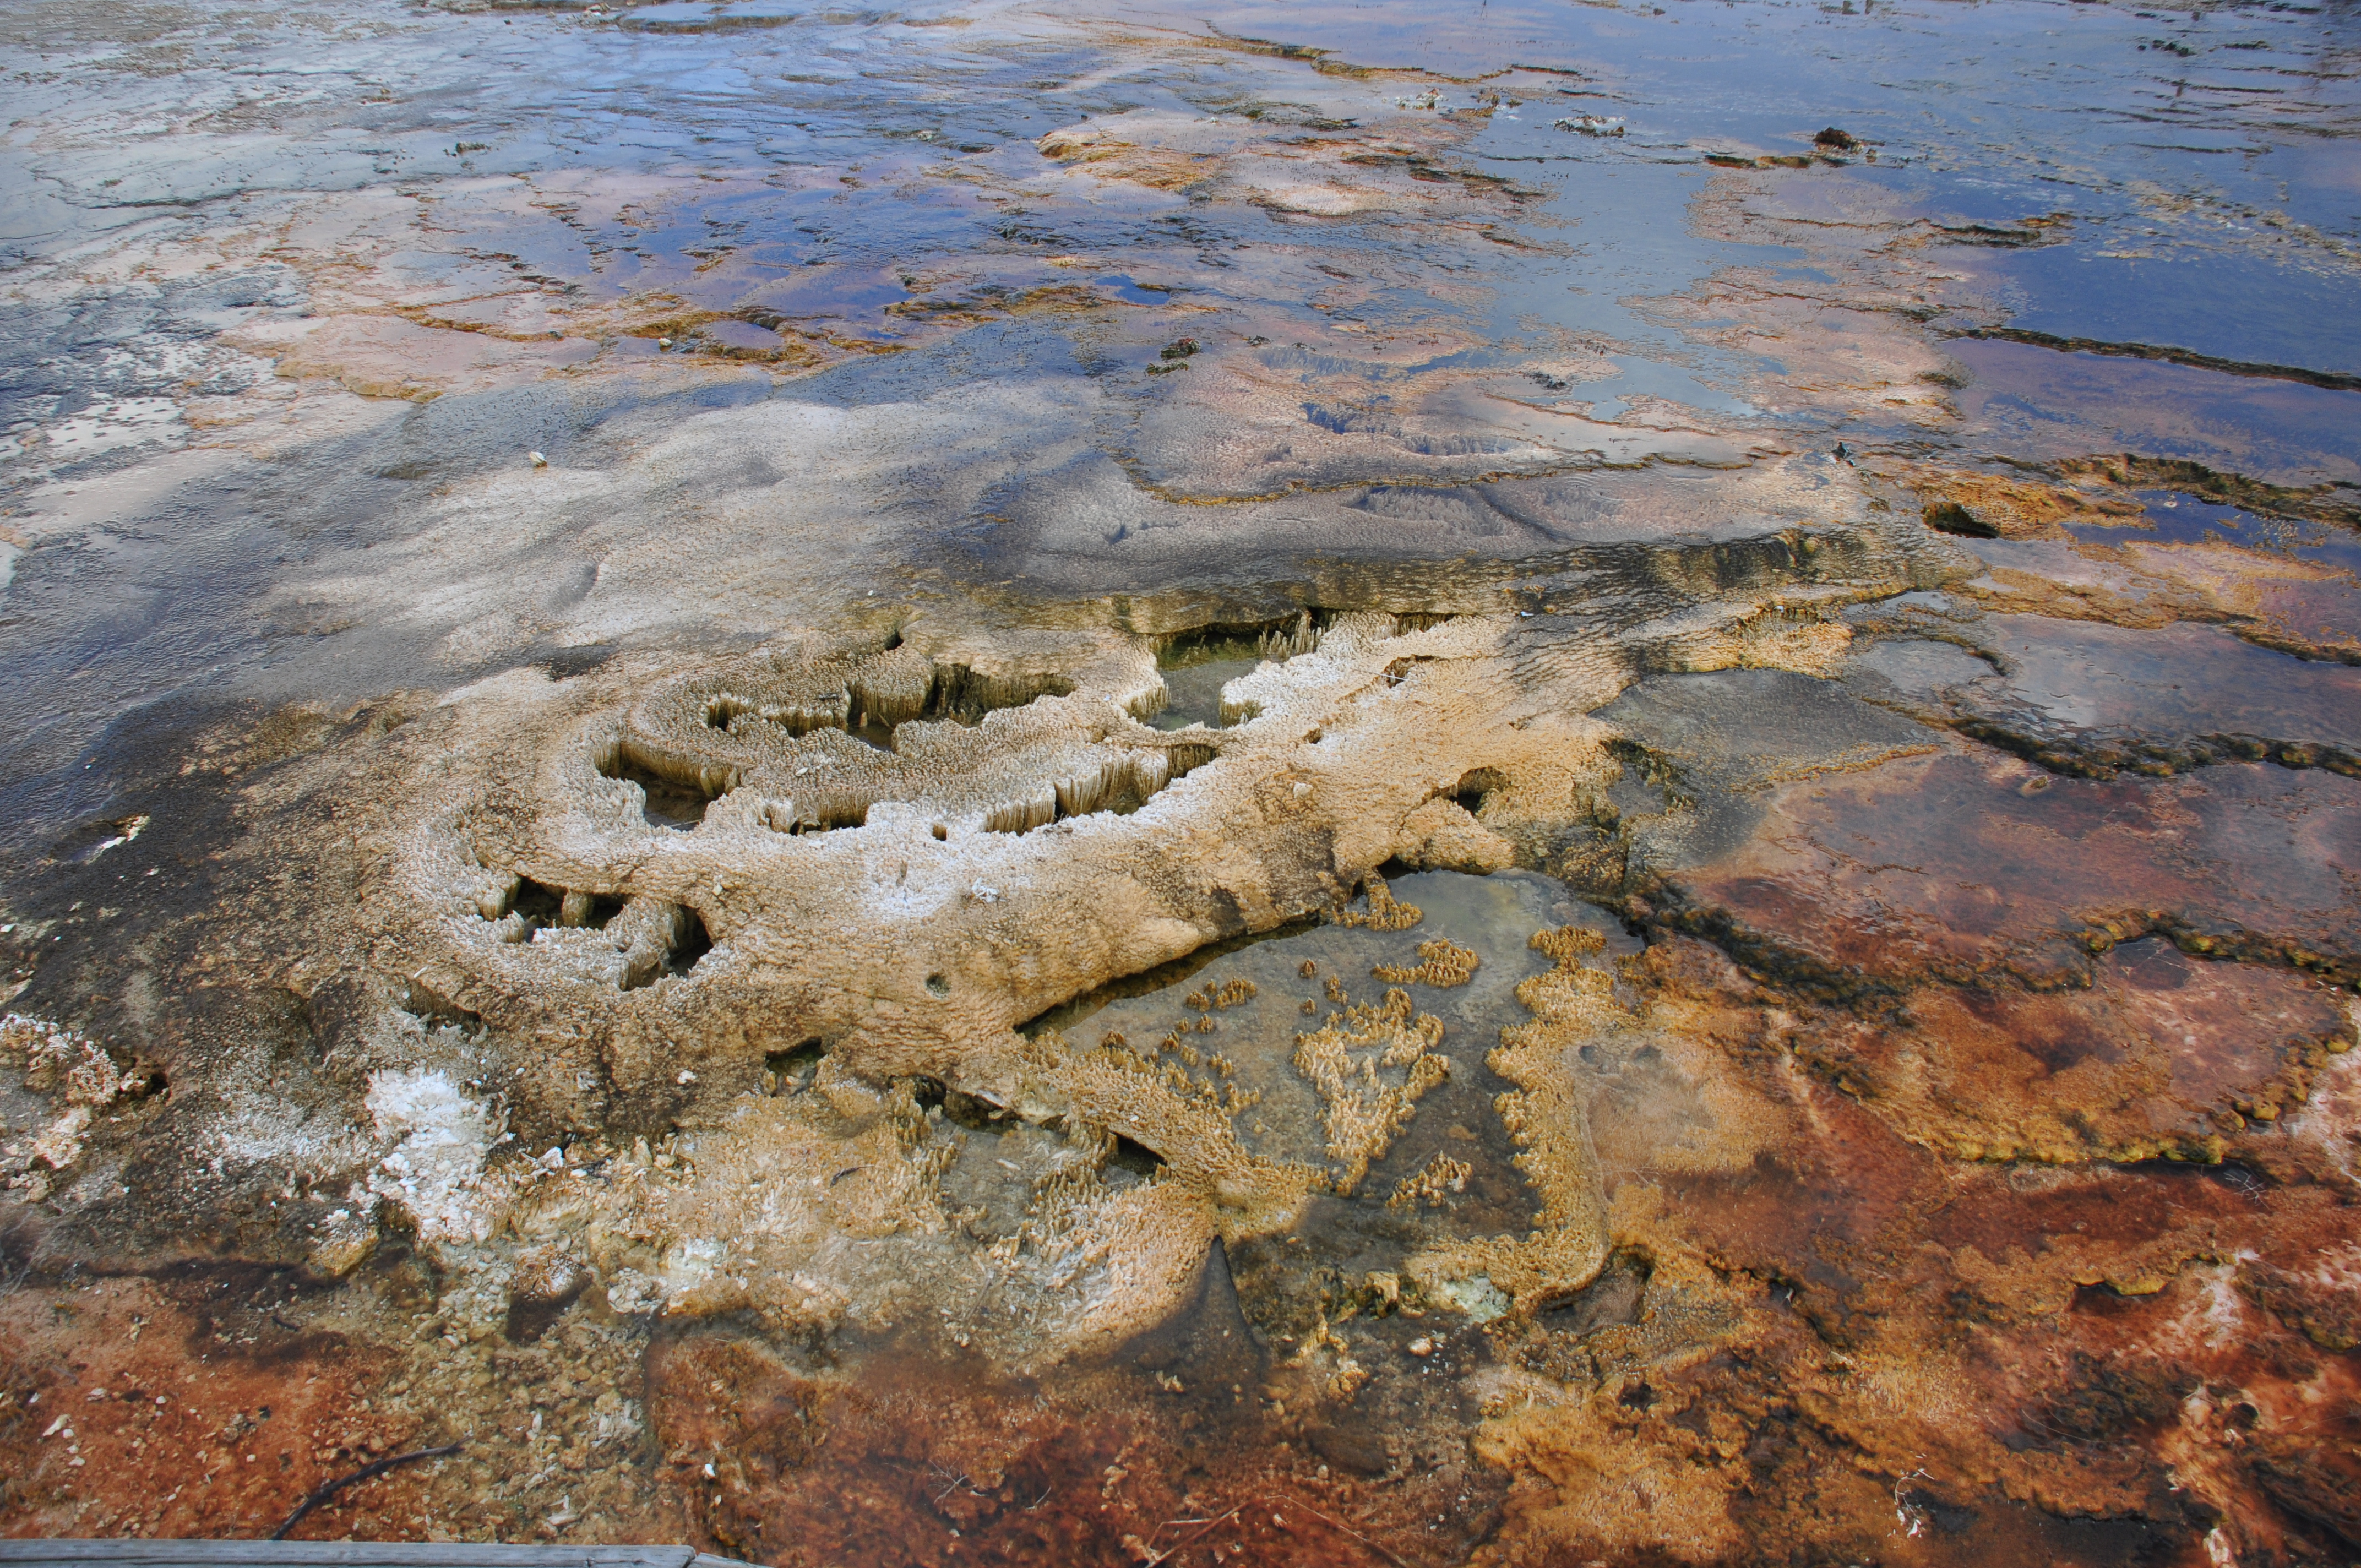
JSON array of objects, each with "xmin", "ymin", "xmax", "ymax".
[{"xmin": 282, "ymin": 512, "xmax": 1934, "ymax": 1368}]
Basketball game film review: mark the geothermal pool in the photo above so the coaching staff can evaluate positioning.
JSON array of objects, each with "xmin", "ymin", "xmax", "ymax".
[{"xmin": 1, "ymin": 0, "xmax": 2356, "ymax": 1561}]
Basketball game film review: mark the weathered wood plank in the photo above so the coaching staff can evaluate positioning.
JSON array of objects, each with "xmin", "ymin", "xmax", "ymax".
[{"xmin": 0, "ymin": 1546, "xmax": 711, "ymax": 1568}]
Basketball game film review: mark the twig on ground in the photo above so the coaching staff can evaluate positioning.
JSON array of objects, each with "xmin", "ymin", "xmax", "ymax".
[
  {"xmin": 1141, "ymin": 1493, "xmax": 1417, "ymax": 1568},
  {"xmin": 1274, "ymin": 1495, "xmax": 1417, "ymax": 1568},
  {"xmin": 270, "ymin": 1441, "xmax": 464, "ymax": 1539},
  {"xmin": 1138, "ymin": 1504, "xmax": 1242, "ymax": 1565}
]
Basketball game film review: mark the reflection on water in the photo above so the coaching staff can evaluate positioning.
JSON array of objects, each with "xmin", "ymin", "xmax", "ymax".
[
  {"xmin": 2, "ymin": 0, "xmax": 2354, "ymax": 827},
  {"xmin": 1950, "ymin": 611, "xmax": 2361, "ymax": 748},
  {"xmin": 6, "ymin": 0, "xmax": 2361, "ymax": 1560},
  {"xmin": 6, "ymin": 0, "xmax": 2353, "ymax": 508},
  {"xmin": 1046, "ymin": 871, "xmax": 1571, "ymax": 1213},
  {"xmin": 1946, "ymin": 339, "xmax": 2361, "ymax": 484},
  {"xmin": 2078, "ymin": 490, "xmax": 2361, "ymax": 575},
  {"xmin": 1976, "ymin": 248, "xmax": 2361, "ymax": 379}
]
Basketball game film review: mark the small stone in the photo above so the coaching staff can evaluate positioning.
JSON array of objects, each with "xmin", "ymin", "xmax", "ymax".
[
  {"xmin": 528, "ymin": 451, "xmax": 548, "ymax": 468},
  {"xmin": 510, "ymin": 1248, "xmax": 589, "ymax": 1308},
  {"xmin": 1408, "ymin": 1337, "xmax": 1434, "ymax": 1357}
]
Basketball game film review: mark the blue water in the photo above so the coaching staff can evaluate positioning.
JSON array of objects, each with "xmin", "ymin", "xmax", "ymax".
[{"xmin": 1, "ymin": 0, "xmax": 2355, "ymax": 832}]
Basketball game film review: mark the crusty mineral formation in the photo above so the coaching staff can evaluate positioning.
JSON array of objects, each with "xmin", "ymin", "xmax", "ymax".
[
  {"xmin": 7, "ymin": 4, "xmax": 2360, "ymax": 1556},
  {"xmin": 332, "ymin": 508, "xmax": 1956, "ymax": 1352}
]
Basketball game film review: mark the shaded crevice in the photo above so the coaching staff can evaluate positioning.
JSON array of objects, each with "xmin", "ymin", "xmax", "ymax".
[
  {"xmin": 748, "ymin": 743, "xmax": 1205, "ymax": 845},
  {"xmin": 1924, "ymin": 501, "xmax": 2000, "ymax": 539},
  {"xmin": 1635, "ymin": 889, "xmax": 1903, "ymax": 1007},
  {"xmin": 761, "ymin": 796, "xmax": 872, "ymax": 835},
  {"xmin": 1950, "ymin": 715, "xmax": 2359, "ymax": 784},
  {"xmin": 1154, "ymin": 610, "xmax": 1330, "ymax": 669},
  {"xmin": 1107, "ymin": 1133, "xmax": 1167, "ymax": 1179},
  {"xmin": 1952, "ymin": 327, "xmax": 2361, "ymax": 395},
  {"xmin": 708, "ymin": 663, "xmax": 1076, "ymax": 755},
  {"xmin": 616, "ymin": 900, "xmax": 714, "ymax": 990},
  {"xmin": 704, "ymin": 691, "xmax": 843, "ymax": 738},
  {"xmin": 484, "ymin": 877, "xmax": 719, "ymax": 988},
  {"xmin": 510, "ymin": 876, "xmax": 623, "ymax": 933},
  {"xmin": 1017, "ymin": 914, "xmax": 1323, "ymax": 1040},
  {"xmin": 1166, "ymin": 741, "xmax": 1218, "ymax": 778},
  {"xmin": 983, "ymin": 749, "xmax": 1189, "ymax": 835},
  {"xmin": 764, "ymin": 1039, "xmax": 827, "ymax": 1095},
  {"xmin": 1380, "ymin": 653, "xmax": 1439, "ymax": 690},
  {"xmin": 911, "ymin": 1075, "xmax": 1012, "ymax": 1129},
  {"xmin": 945, "ymin": 1087, "xmax": 1008, "ymax": 1130},
  {"xmin": 400, "ymin": 976, "xmax": 483, "ymax": 1033},
  {"xmin": 1535, "ymin": 1249, "xmax": 1653, "ymax": 1332},
  {"xmin": 2045, "ymin": 455, "xmax": 2361, "ymax": 531},
  {"xmin": 596, "ymin": 737, "xmax": 731, "ymax": 829},
  {"xmin": 847, "ymin": 663, "xmax": 1075, "ymax": 734},
  {"xmin": 1449, "ymin": 766, "xmax": 1508, "ymax": 816},
  {"xmin": 922, "ymin": 663, "xmax": 1076, "ymax": 725},
  {"xmin": 666, "ymin": 906, "xmax": 713, "ymax": 975},
  {"xmin": 1927, "ymin": 214, "xmax": 2071, "ymax": 248}
]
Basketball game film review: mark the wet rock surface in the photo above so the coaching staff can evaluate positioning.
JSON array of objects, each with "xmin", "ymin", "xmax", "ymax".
[{"xmin": 3, "ymin": 0, "xmax": 2359, "ymax": 1563}]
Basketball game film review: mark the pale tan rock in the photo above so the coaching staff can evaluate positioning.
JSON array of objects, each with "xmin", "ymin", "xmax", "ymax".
[
  {"xmin": 29, "ymin": 1106, "xmax": 93, "ymax": 1172},
  {"xmin": 1391, "ymin": 797, "xmax": 1516, "ymax": 874},
  {"xmin": 268, "ymin": 500, "xmax": 1948, "ymax": 1366}
]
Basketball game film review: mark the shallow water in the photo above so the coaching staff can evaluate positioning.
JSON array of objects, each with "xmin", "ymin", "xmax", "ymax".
[
  {"xmin": 1961, "ymin": 612, "xmax": 2361, "ymax": 746},
  {"xmin": 5, "ymin": 0, "xmax": 2360, "ymax": 1560},
  {"xmin": 1146, "ymin": 655, "xmax": 1259, "ymax": 731},
  {"xmin": 3, "ymin": 0, "xmax": 2354, "ymax": 836},
  {"xmin": 1041, "ymin": 869, "xmax": 1591, "ymax": 1221}
]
